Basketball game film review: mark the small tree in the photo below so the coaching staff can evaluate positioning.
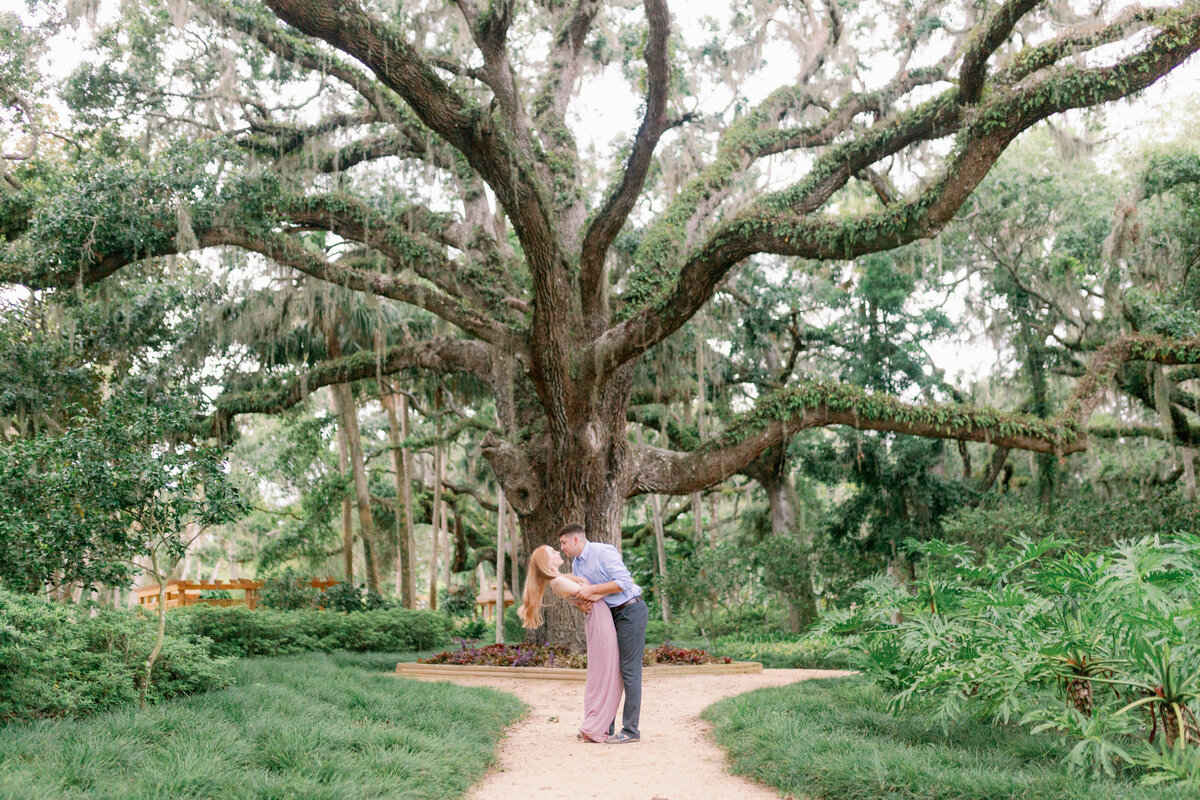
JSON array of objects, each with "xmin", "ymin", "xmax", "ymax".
[
  {"xmin": 103, "ymin": 391, "xmax": 247, "ymax": 707},
  {"xmin": 0, "ymin": 388, "xmax": 248, "ymax": 706}
]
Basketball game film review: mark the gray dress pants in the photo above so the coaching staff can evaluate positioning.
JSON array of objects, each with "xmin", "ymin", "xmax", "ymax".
[{"xmin": 608, "ymin": 596, "xmax": 648, "ymax": 737}]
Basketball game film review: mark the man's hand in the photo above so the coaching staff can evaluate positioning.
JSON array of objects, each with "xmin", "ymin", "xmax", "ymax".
[{"xmin": 576, "ymin": 584, "xmax": 606, "ymax": 603}]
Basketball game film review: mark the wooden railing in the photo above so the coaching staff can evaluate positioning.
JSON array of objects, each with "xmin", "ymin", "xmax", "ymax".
[{"xmin": 134, "ymin": 578, "xmax": 340, "ymax": 611}]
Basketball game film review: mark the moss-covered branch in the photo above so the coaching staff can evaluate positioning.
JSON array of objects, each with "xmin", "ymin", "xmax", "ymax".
[
  {"xmin": 215, "ymin": 225, "xmax": 525, "ymax": 353},
  {"xmin": 593, "ymin": 2, "xmax": 1200, "ymax": 384},
  {"xmin": 208, "ymin": 337, "xmax": 492, "ymax": 435},
  {"xmin": 630, "ymin": 381, "xmax": 1085, "ymax": 497},
  {"xmin": 959, "ymin": 0, "xmax": 1042, "ymax": 104},
  {"xmin": 578, "ymin": 0, "xmax": 671, "ymax": 330},
  {"xmin": 631, "ymin": 333, "xmax": 1200, "ymax": 497}
]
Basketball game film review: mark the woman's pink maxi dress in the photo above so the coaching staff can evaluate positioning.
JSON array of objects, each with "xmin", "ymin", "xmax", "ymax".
[{"xmin": 579, "ymin": 600, "xmax": 623, "ymax": 741}]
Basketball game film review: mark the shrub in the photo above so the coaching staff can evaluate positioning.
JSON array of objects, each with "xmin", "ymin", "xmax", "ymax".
[
  {"xmin": 644, "ymin": 641, "xmax": 731, "ymax": 665},
  {"xmin": 421, "ymin": 641, "xmax": 587, "ymax": 668},
  {"xmin": 259, "ymin": 567, "xmax": 318, "ymax": 610},
  {"xmin": 715, "ymin": 633, "xmax": 854, "ymax": 669},
  {"xmin": 454, "ymin": 617, "xmax": 488, "ymax": 639},
  {"xmin": 0, "ymin": 589, "xmax": 228, "ymax": 722},
  {"xmin": 318, "ymin": 580, "xmax": 388, "ymax": 612},
  {"xmin": 170, "ymin": 605, "xmax": 452, "ymax": 657},
  {"xmin": 438, "ymin": 584, "xmax": 477, "ymax": 618},
  {"xmin": 815, "ymin": 533, "xmax": 1200, "ymax": 784}
]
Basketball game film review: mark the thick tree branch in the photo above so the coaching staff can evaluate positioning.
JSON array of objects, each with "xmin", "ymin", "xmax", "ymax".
[
  {"xmin": 994, "ymin": 5, "xmax": 1168, "ymax": 87},
  {"xmin": 632, "ymin": 333, "xmax": 1200, "ymax": 496},
  {"xmin": 241, "ymin": 110, "xmax": 380, "ymax": 156},
  {"xmin": 592, "ymin": 6, "xmax": 1200, "ymax": 382},
  {"xmin": 578, "ymin": 0, "xmax": 671, "ymax": 329},
  {"xmin": 200, "ymin": 0, "xmax": 411, "ymax": 127},
  {"xmin": 630, "ymin": 385, "xmax": 1082, "ymax": 497},
  {"xmin": 261, "ymin": 0, "xmax": 558, "ymax": 262},
  {"xmin": 959, "ymin": 0, "xmax": 1042, "ymax": 104},
  {"xmin": 214, "ymin": 225, "xmax": 525, "ymax": 354},
  {"xmin": 209, "ymin": 337, "xmax": 492, "ymax": 433}
]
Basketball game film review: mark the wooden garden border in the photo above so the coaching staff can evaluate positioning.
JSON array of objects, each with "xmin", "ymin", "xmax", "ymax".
[{"xmin": 394, "ymin": 660, "xmax": 763, "ymax": 681}]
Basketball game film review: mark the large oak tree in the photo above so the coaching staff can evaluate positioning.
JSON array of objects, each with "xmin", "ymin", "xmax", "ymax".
[{"xmin": 4, "ymin": 0, "xmax": 1200, "ymax": 642}]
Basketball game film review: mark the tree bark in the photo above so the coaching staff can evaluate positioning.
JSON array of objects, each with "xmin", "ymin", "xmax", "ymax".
[
  {"xmin": 495, "ymin": 487, "xmax": 506, "ymax": 645},
  {"xmin": 336, "ymin": 381, "xmax": 381, "ymax": 594},
  {"xmin": 429, "ymin": 411, "xmax": 443, "ymax": 610},
  {"xmin": 649, "ymin": 492, "xmax": 671, "ymax": 624},
  {"xmin": 139, "ymin": 551, "xmax": 169, "ymax": 710},
  {"xmin": 326, "ymin": 330, "xmax": 355, "ymax": 583},
  {"xmin": 399, "ymin": 395, "xmax": 417, "ymax": 605},
  {"xmin": 380, "ymin": 385, "xmax": 414, "ymax": 606},
  {"xmin": 508, "ymin": 500, "xmax": 520, "ymax": 610}
]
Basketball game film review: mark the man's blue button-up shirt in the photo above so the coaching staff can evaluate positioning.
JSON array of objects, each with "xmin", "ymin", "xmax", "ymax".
[{"xmin": 571, "ymin": 540, "xmax": 641, "ymax": 608}]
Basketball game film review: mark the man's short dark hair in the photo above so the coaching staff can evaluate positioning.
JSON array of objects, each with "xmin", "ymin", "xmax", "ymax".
[{"xmin": 557, "ymin": 523, "xmax": 585, "ymax": 540}]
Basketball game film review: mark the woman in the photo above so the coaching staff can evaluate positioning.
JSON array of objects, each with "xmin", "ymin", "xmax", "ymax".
[{"xmin": 518, "ymin": 544, "xmax": 622, "ymax": 742}]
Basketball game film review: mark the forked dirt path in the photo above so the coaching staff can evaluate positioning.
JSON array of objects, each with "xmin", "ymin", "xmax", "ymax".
[{"xmin": 407, "ymin": 668, "xmax": 848, "ymax": 800}]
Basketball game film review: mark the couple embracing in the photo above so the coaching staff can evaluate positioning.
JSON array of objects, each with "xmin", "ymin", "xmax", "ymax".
[{"xmin": 517, "ymin": 523, "xmax": 648, "ymax": 744}]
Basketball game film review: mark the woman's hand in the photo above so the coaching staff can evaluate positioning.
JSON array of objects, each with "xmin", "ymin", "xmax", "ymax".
[{"xmin": 573, "ymin": 598, "xmax": 595, "ymax": 614}]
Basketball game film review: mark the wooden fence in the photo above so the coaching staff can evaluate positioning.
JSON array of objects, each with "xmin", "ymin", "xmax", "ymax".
[{"xmin": 134, "ymin": 578, "xmax": 340, "ymax": 611}]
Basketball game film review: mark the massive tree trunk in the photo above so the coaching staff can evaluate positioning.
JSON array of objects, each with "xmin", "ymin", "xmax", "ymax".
[{"xmin": 485, "ymin": 369, "xmax": 635, "ymax": 648}]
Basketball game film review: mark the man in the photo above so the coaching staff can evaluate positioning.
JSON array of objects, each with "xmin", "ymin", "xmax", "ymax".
[{"xmin": 558, "ymin": 522, "xmax": 647, "ymax": 744}]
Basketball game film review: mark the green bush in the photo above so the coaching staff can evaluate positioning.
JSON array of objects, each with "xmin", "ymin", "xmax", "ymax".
[
  {"xmin": 318, "ymin": 580, "xmax": 388, "ymax": 612},
  {"xmin": 454, "ymin": 616, "xmax": 488, "ymax": 639},
  {"xmin": 0, "ymin": 589, "xmax": 228, "ymax": 722},
  {"xmin": 815, "ymin": 533, "xmax": 1200, "ymax": 784},
  {"xmin": 259, "ymin": 567, "xmax": 318, "ymax": 610},
  {"xmin": 438, "ymin": 584, "xmax": 476, "ymax": 618},
  {"xmin": 169, "ymin": 605, "xmax": 453, "ymax": 658},
  {"xmin": 715, "ymin": 633, "xmax": 854, "ymax": 669}
]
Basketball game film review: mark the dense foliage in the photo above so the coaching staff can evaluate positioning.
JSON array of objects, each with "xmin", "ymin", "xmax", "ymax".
[
  {"xmin": 817, "ymin": 534, "xmax": 1200, "ymax": 784},
  {"xmin": 0, "ymin": 590, "xmax": 228, "ymax": 723},
  {"xmin": 0, "ymin": 389, "xmax": 248, "ymax": 595},
  {"xmin": 714, "ymin": 632, "xmax": 852, "ymax": 670},
  {"xmin": 169, "ymin": 604, "xmax": 452, "ymax": 658}
]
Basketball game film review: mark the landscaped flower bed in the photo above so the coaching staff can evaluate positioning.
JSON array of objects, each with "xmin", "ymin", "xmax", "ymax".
[{"xmin": 419, "ymin": 640, "xmax": 732, "ymax": 668}]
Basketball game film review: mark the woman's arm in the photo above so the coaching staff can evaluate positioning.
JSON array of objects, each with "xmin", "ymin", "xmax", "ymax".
[{"xmin": 549, "ymin": 575, "xmax": 584, "ymax": 599}]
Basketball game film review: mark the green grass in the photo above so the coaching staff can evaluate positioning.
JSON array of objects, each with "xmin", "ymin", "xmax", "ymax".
[
  {"xmin": 713, "ymin": 634, "xmax": 853, "ymax": 669},
  {"xmin": 702, "ymin": 676, "xmax": 1194, "ymax": 800},
  {"xmin": 0, "ymin": 653, "xmax": 523, "ymax": 800},
  {"xmin": 325, "ymin": 649, "xmax": 446, "ymax": 671}
]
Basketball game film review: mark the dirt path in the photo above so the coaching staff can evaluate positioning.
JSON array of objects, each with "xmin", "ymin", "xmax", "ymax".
[{"xmin": 407, "ymin": 668, "xmax": 847, "ymax": 800}]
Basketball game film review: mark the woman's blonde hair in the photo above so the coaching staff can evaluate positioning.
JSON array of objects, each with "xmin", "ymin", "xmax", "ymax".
[{"xmin": 517, "ymin": 545, "xmax": 562, "ymax": 629}]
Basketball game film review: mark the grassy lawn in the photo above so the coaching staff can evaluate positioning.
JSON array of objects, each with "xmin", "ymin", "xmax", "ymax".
[
  {"xmin": 0, "ymin": 653, "xmax": 523, "ymax": 800},
  {"xmin": 702, "ymin": 676, "xmax": 1194, "ymax": 800}
]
